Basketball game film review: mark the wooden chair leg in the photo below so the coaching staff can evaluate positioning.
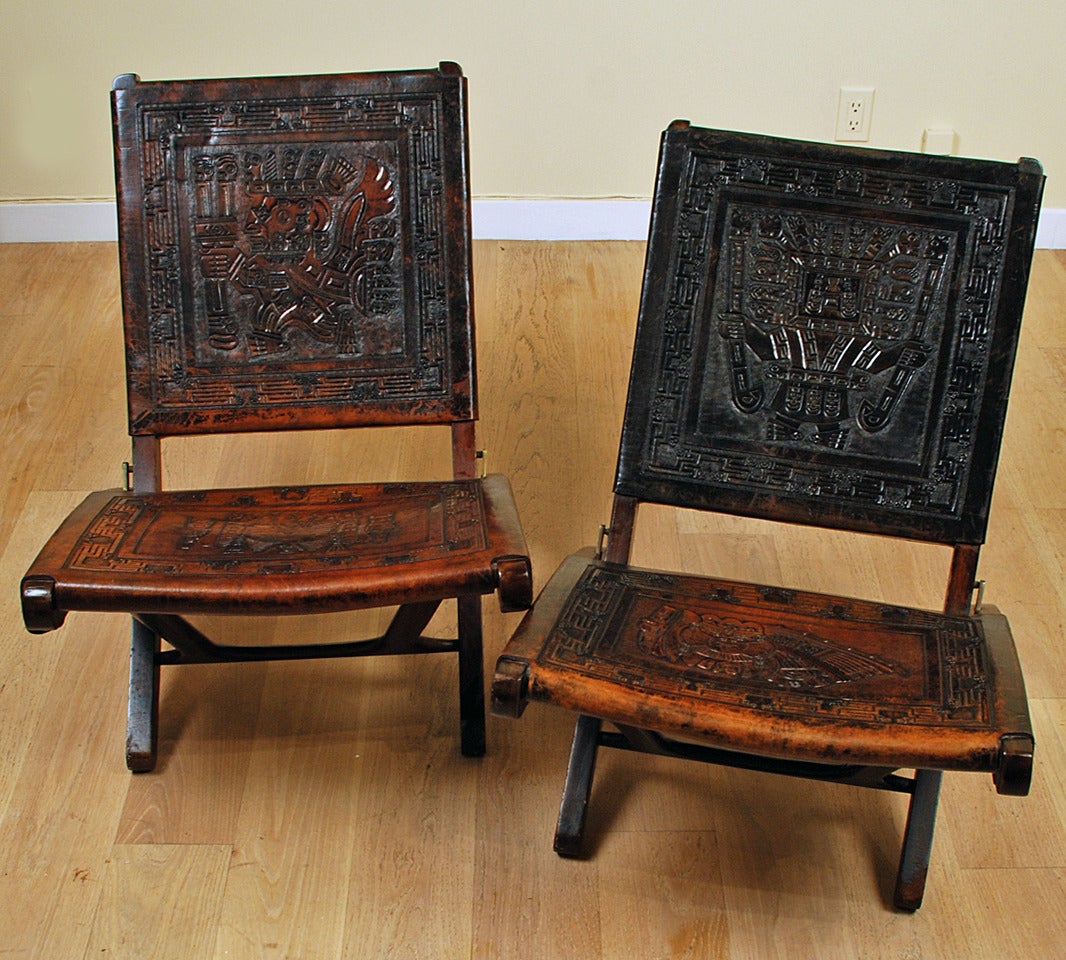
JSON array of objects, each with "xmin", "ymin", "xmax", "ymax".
[
  {"xmin": 554, "ymin": 715, "xmax": 603, "ymax": 857},
  {"xmin": 126, "ymin": 617, "xmax": 160, "ymax": 772},
  {"xmin": 894, "ymin": 769, "xmax": 943, "ymax": 911},
  {"xmin": 456, "ymin": 594, "xmax": 486, "ymax": 757}
]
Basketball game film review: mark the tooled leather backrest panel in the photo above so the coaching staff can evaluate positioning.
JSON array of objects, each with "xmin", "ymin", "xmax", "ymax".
[
  {"xmin": 112, "ymin": 65, "xmax": 475, "ymax": 436},
  {"xmin": 616, "ymin": 124, "xmax": 1043, "ymax": 544}
]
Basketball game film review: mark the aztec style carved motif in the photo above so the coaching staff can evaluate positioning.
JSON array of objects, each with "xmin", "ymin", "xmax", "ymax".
[
  {"xmin": 540, "ymin": 564, "xmax": 991, "ymax": 727},
  {"xmin": 120, "ymin": 84, "xmax": 467, "ymax": 431},
  {"xmin": 711, "ymin": 206, "xmax": 948, "ymax": 452},
  {"xmin": 190, "ymin": 149, "xmax": 400, "ymax": 361},
  {"xmin": 634, "ymin": 603, "xmax": 901, "ymax": 689},
  {"xmin": 619, "ymin": 131, "xmax": 1025, "ymax": 539}
]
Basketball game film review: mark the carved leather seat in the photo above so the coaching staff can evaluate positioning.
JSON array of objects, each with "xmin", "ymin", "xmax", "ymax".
[
  {"xmin": 492, "ymin": 123, "xmax": 1043, "ymax": 910},
  {"xmin": 21, "ymin": 65, "xmax": 531, "ymax": 769}
]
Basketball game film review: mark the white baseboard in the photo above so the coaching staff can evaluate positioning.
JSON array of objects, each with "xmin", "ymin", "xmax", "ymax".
[
  {"xmin": 471, "ymin": 199, "xmax": 651, "ymax": 240},
  {"xmin": 2, "ymin": 198, "xmax": 1064, "ymax": 246},
  {"xmin": 0, "ymin": 201, "xmax": 119, "ymax": 243},
  {"xmin": 1035, "ymin": 208, "xmax": 1066, "ymax": 248}
]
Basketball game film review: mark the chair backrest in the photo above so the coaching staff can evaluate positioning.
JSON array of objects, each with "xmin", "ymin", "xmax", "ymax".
[
  {"xmin": 616, "ymin": 123, "xmax": 1043, "ymax": 547},
  {"xmin": 111, "ymin": 64, "xmax": 475, "ymax": 440}
]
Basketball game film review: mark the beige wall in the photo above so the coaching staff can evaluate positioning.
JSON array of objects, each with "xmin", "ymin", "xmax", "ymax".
[{"xmin": 3, "ymin": 1, "xmax": 1064, "ymax": 205}]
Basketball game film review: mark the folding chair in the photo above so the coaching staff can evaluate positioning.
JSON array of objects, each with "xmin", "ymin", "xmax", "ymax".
[
  {"xmin": 21, "ymin": 64, "xmax": 532, "ymax": 770},
  {"xmin": 492, "ymin": 122, "xmax": 1042, "ymax": 909}
]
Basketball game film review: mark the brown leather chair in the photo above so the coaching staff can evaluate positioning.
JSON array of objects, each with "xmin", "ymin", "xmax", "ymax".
[
  {"xmin": 492, "ymin": 122, "xmax": 1042, "ymax": 910},
  {"xmin": 21, "ymin": 64, "xmax": 531, "ymax": 770}
]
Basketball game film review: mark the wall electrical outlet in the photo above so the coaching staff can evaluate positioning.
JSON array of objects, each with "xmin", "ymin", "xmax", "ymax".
[{"xmin": 835, "ymin": 87, "xmax": 874, "ymax": 141}]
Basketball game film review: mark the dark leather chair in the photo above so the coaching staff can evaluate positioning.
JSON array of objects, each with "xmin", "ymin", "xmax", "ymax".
[
  {"xmin": 21, "ymin": 64, "xmax": 531, "ymax": 770},
  {"xmin": 492, "ymin": 122, "xmax": 1043, "ymax": 910}
]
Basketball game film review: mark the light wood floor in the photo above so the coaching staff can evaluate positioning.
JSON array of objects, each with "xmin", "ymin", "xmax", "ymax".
[{"xmin": 1, "ymin": 241, "xmax": 1064, "ymax": 959}]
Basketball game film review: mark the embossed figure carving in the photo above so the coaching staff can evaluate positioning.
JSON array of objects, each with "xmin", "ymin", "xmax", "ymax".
[
  {"xmin": 491, "ymin": 123, "xmax": 1042, "ymax": 912},
  {"xmin": 175, "ymin": 508, "xmax": 402, "ymax": 558},
  {"xmin": 636, "ymin": 604, "xmax": 903, "ymax": 688},
  {"xmin": 64, "ymin": 483, "xmax": 490, "ymax": 577},
  {"xmin": 715, "ymin": 211, "xmax": 940, "ymax": 449},
  {"xmin": 194, "ymin": 151, "xmax": 399, "ymax": 359}
]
